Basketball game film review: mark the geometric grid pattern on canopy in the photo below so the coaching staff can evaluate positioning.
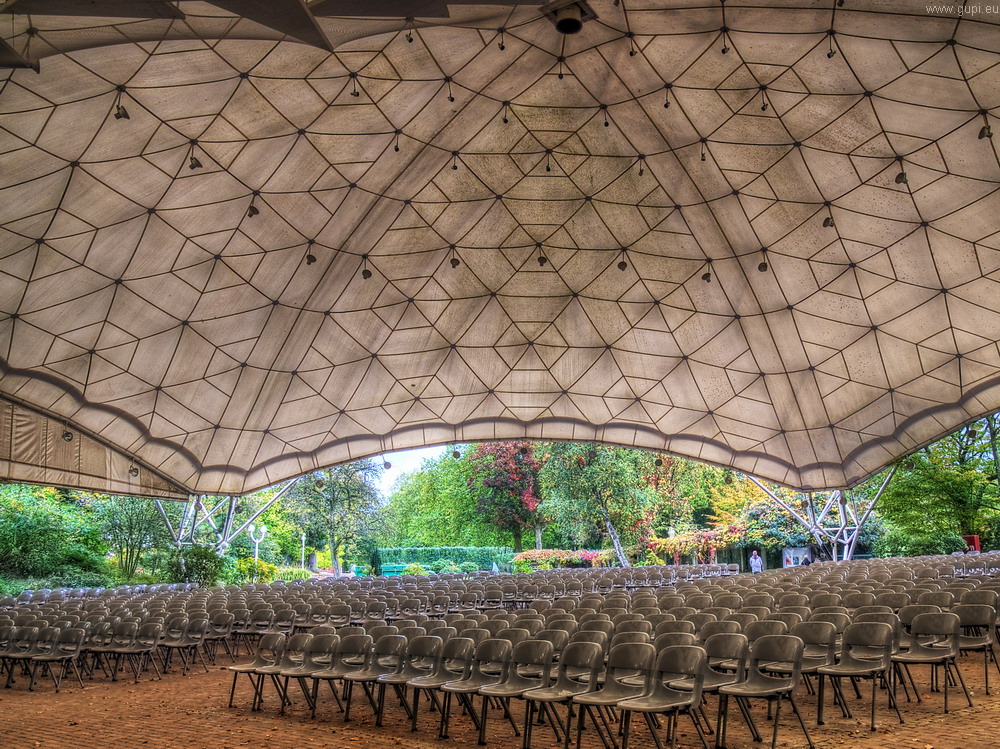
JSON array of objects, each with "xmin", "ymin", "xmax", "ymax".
[{"xmin": 1, "ymin": 1, "xmax": 999, "ymax": 496}]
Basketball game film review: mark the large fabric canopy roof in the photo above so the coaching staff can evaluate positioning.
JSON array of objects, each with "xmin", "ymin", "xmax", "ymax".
[{"xmin": 1, "ymin": 1, "xmax": 999, "ymax": 498}]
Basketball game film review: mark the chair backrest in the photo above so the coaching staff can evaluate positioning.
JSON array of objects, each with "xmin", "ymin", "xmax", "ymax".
[
  {"xmin": 953, "ymin": 603, "xmax": 994, "ymax": 629},
  {"xmin": 745, "ymin": 619, "xmax": 788, "ymax": 642},
  {"xmin": 653, "ymin": 632, "xmax": 698, "ymax": 650},
  {"xmin": 550, "ymin": 640, "xmax": 603, "ymax": 691},
  {"xmin": 960, "ymin": 589, "xmax": 999, "ymax": 607},
  {"xmin": 839, "ymin": 621, "xmax": 893, "ymax": 669},
  {"xmin": 615, "ymin": 620, "xmax": 652, "ymax": 635},
  {"xmin": 697, "ymin": 620, "xmax": 741, "ymax": 642},
  {"xmin": 645, "ymin": 645, "xmax": 708, "ymax": 708},
  {"xmin": 746, "ymin": 634, "xmax": 803, "ymax": 689},
  {"xmin": 656, "ymin": 620, "xmax": 695, "ymax": 636},
  {"xmin": 808, "ymin": 612, "xmax": 850, "ymax": 633},
  {"xmin": 898, "ymin": 604, "xmax": 942, "ymax": 628},
  {"xmin": 703, "ymin": 632, "xmax": 748, "ymax": 674},
  {"xmin": 253, "ymin": 632, "xmax": 287, "ymax": 668}
]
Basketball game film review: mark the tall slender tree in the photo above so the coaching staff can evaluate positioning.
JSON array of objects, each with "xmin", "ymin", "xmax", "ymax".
[
  {"xmin": 283, "ymin": 460, "xmax": 383, "ymax": 576},
  {"xmin": 539, "ymin": 443, "xmax": 665, "ymax": 566}
]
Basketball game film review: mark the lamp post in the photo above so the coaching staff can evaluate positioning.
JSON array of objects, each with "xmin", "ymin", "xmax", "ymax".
[
  {"xmin": 248, "ymin": 523, "xmax": 267, "ymax": 582},
  {"xmin": 301, "ymin": 532, "xmax": 307, "ymax": 570}
]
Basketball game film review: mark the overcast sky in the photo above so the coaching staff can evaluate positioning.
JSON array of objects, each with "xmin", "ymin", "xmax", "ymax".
[{"xmin": 377, "ymin": 445, "xmax": 446, "ymax": 497}]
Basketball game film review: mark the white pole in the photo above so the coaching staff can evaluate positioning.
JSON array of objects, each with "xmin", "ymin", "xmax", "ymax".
[{"xmin": 301, "ymin": 532, "xmax": 306, "ymax": 570}]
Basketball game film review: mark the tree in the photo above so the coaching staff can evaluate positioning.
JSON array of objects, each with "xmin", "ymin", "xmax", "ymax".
[
  {"xmin": 91, "ymin": 495, "xmax": 169, "ymax": 580},
  {"xmin": 283, "ymin": 460, "xmax": 383, "ymax": 576},
  {"xmin": 877, "ymin": 423, "xmax": 998, "ymax": 541},
  {"xmin": 467, "ymin": 441, "xmax": 544, "ymax": 552},
  {"xmin": 381, "ymin": 449, "xmax": 507, "ymax": 548},
  {"xmin": 539, "ymin": 443, "xmax": 665, "ymax": 566}
]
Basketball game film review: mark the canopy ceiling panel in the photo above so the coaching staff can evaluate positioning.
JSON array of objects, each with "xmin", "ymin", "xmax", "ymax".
[{"xmin": 0, "ymin": 0, "xmax": 998, "ymax": 496}]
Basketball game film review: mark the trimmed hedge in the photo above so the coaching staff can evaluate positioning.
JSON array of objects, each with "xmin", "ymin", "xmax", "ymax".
[{"xmin": 378, "ymin": 546, "xmax": 513, "ymax": 570}]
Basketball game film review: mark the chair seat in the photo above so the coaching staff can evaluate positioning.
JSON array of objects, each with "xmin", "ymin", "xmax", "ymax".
[
  {"xmin": 409, "ymin": 673, "xmax": 453, "ymax": 689},
  {"xmin": 617, "ymin": 691, "xmax": 692, "ymax": 713},
  {"xmin": 671, "ymin": 671, "xmax": 739, "ymax": 691},
  {"xmin": 441, "ymin": 675, "xmax": 499, "ymax": 693},
  {"xmin": 816, "ymin": 662, "xmax": 881, "ymax": 677},
  {"xmin": 523, "ymin": 684, "xmax": 588, "ymax": 702},
  {"xmin": 573, "ymin": 684, "xmax": 644, "ymax": 706},
  {"xmin": 311, "ymin": 665, "xmax": 355, "ymax": 680},
  {"xmin": 719, "ymin": 681, "xmax": 790, "ymax": 698},
  {"xmin": 892, "ymin": 651, "xmax": 952, "ymax": 665},
  {"xmin": 343, "ymin": 667, "xmax": 385, "ymax": 682},
  {"xmin": 959, "ymin": 635, "xmax": 992, "ymax": 649},
  {"xmin": 479, "ymin": 682, "xmax": 538, "ymax": 699}
]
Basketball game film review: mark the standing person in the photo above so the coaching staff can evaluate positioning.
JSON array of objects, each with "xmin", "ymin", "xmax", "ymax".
[{"xmin": 749, "ymin": 550, "xmax": 763, "ymax": 574}]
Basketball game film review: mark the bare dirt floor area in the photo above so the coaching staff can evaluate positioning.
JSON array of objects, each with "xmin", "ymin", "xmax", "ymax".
[{"xmin": 1, "ymin": 650, "xmax": 998, "ymax": 749}]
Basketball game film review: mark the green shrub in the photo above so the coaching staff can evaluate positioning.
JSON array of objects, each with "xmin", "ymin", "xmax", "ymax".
[
  {"xmin": 458, "ymin": 561, "xmax": 478, "ymax": 574},
  {"xmin": 402, "ymin": 563, "xmax": 428, "ymax": 575},
  {"xmin": 379, "ymin": 546, "xmax": 513, "ymax": 570},
  {"xmin": 228, "ymin": 557, "xmax": 279, "ymax": 584},
  {"xmin": 274, "ymin": 566, "xmax": 312, "ymax": 581},
  {"xmin": 874, "ymin": 528, "xmax": 967, "ymax": 558},
  {"xmin": 165, "ymin": 545, "xmax": 227, "ymax": 587},
  {"xmin": 429, "ymin": 558, "xmax": 460, "ymax": 574}
]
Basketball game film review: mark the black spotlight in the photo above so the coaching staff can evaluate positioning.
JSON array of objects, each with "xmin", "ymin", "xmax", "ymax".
[
  {"xmin": 383, "ymin": 460, "xmax": 392, "ymax": 470},
  {"xmin": 114, "ymin": 104, "xmax": 130, "ymax": 120},
  {"xmin": 361, "ymin": 268, "xmax": 373, "ymax": 279},
  {"xmin": 129, "ymin": 465, "xmax": 139, "ymax": 477},
  {"xmin": 450, "ymin": 257, "xmax": 461, "ymax": 268},
  {"xmin": 654, "ymin": 458, "xmax": 663, "ymax": 467},
  {"xmin": 62, "ymin": 430, "xmax": 74, "ymax": 442},
  {"xmin": 617, "ymin": 259, "xmax": 628, "ymax": 271},
  {"xmin": 758, "ymin": 261, "xmax": 768, "ymax": 272},
  {"xmin": 701, "ymin": 271, "xmax": 712, "ymax": 282},
  {"xmin": 554, "ymin": 4, "xmax": 583, "ymax": 34},
  {"xmin": 305, "ymin": 254, "xmax": 317, "ymax": 265},
  {"xmin": 453, "ymin": 449, "xmax": 461, "ymax": 459},
  {"xmin": 315, "ymin": 479, "xmax": 325, "ymax": 490}
]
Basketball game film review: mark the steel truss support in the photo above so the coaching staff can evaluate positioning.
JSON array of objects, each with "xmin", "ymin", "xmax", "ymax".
[
  {"xmin": 154, "ymin": 477, "xmax": 300, "ymax": 552},
  {"xmin": 747, "ymin": 466, "xmax": 896, "ymax": 562}
]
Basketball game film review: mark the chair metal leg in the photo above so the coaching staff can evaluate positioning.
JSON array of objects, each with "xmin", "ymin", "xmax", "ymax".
[
  {"xmin": 788, "ymin": 695, "xmax": 814, "ymax": 749},
  {"xmin": 950, "ymin": 658, "xmax": 973, "ymax": 708},
  {"xmin": 770, "ymin": 695, "xmax": 782, "ymax": 749},
  {"xmin": 479, "ymin": 694, "xmax": 489, "ymax": 745}
]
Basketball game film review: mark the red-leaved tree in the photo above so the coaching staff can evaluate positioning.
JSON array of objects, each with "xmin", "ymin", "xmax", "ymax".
[{"xmin": 467, "ymin": 441, "xmax": 545, "ymax": 552}]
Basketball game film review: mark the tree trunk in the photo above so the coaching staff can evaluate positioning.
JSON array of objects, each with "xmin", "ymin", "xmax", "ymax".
[
  {"xmin": 988, "ymin": 415, "xmax": 1000, "ymax": 485},
  {"xmin": 512, "ymin": 532, "xmax": 523, "ymax": 553},
  {"xmin": 534, "ymin": 523, "xmax": 544, "ymax": 550},
  {"xmin": 596, "ymin": 499, "xmax": 630, "ymax": 567},
  {"xmin": 330, "ymin": 533, "xmax": 342, "ymax": 577},
  {"xmin": 308, "ymin": 551, "xmax": 318, "ymax": 572}
]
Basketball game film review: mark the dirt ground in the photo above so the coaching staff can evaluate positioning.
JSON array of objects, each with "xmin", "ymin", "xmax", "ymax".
[{"xmin": 1, "ymin": 649, "xmax": 997, "ymax": 749}]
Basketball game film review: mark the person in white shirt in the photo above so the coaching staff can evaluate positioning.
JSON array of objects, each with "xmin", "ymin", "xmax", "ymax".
[{"xmin": 749, "ymin": 550, "xmax": 763, "ymax": 573}]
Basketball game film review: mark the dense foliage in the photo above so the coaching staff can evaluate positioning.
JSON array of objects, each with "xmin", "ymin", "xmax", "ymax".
[{"xmin": 2, "ymin": 414, "xmax": 999, "ymax": 594}]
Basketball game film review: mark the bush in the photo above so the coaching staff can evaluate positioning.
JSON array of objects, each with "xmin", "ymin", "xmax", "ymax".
[
  {"xmin": 511, "ymin": 549, "xmax": 620, "ymax": 572},
  {"xmin": 228, "ymin": 557, "xmax": 279, "ymax": 584},
  {"xmin": 379, "ymin": 546, "xmax": 513, "ymax": 570},
  {"xmin": 873, "ymin": 528, "xmax": 968, "ymax": 558},
  {"xmin": 402, "ymin": 563, "xmax": 428, "ymax": 575},
  {"xmin": 0, "ymin": 568, "xmax": 115, "ymax": 597},
  {"xmin": 165, "ymin": 545, "xmax": 227, "ymax": 587},
  {"xmin": 275, "ymin": 567, "xmax": 312, "ymax": 581},
  {"xmin": 458, "ymin": 561, "xmax": 478, "ymax": 574},
  {"xmin": 428, "ymin": 558, "xmax": 454, "ymax": 573}
]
